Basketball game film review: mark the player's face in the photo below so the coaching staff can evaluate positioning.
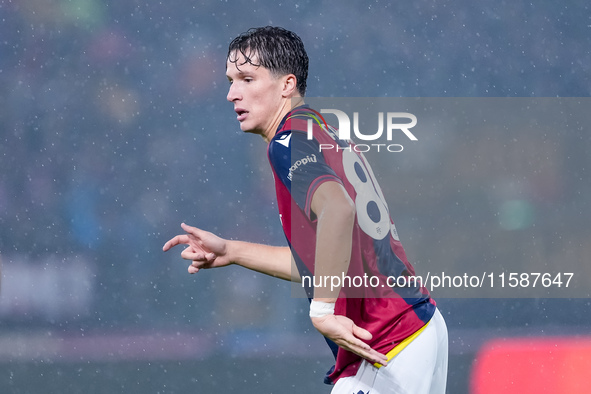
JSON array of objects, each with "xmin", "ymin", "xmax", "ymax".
[{"xmin": 226, "ymin": 51, "xmax": 288, "ymax": 141}]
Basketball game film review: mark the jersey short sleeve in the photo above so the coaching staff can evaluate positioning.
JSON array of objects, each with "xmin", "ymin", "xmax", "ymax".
[{"xmin": 268, "ymin": 130, "xmax": 341, "ymax": 218}]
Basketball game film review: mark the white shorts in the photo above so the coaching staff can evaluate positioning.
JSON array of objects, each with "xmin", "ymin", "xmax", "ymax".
[{"xmin": 331, "ymin": 308, "xmax": 448, "ymax": 394}]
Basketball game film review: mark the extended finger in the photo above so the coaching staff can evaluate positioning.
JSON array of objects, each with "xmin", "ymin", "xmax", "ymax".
[
  {"xmin": 337, "ymin": 338, "xmax": 388, "ymax": 365},
  {"xmin": 341, "ymin": 332, "xmax": 371, "ymax": 352},
  {"xmin": 339, "ymin": 332, "xmax": 387, "ymax": 363},
  {"xmin": 163, "ymin": 234, "xmax": 190, "ymax": 251},
  {"xmin": 181, "ymin": 247, "xmax": 216, "ymax": 263},
  {"xmin": 357, "ymin": 347, "xmax": 388, "ymax": 366},
  {"xmin": 189, "ymin": 258, "xmax": 215, "ymax": 274},
  {"xmin": 181, "ymin": 222, "xmax": 206, "ymax": 239},
  {"xmin": 352, "ymin": 324, "xmax": 373, "ymax": 341},
  {"xmin": 181, "ymin": 246, "xmax": 206, "ymax": 261},
  {"xmin": 366, "ymin": 347, "xmax": 388, "ymax": 365},
  {"xmin": 188, "ymin": 265, "xmax": 200, "ymax": 274}
]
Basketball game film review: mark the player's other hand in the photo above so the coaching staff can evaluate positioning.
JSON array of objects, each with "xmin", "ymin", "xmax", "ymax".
[
  {"xmin": 163, "ymin": 223, "xmax": 232, "ymax": 274},
  {"xmin": 310, "ymin": 314, "xmax": 388, "ymax": 366}
]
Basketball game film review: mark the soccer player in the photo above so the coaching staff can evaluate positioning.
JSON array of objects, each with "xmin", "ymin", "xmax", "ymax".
[{"xmin": 163, "ymin": 26, "xmax": 448, "ymax": 393}]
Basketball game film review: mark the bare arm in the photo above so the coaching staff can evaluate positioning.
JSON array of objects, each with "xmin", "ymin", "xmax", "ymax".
[
  {"xmin": 310, "ymin": 181, "xmax": 355, "ymax": 301},
  {"xmin": 163, "ymin": 223, "xmax": 299, "ymax": 282},
  {"xmin": 308, "ymin": 181, "xmax": 388, "ymax": 366},
  {"xmin": 227, "ymin": 240, "xmax": 299, "ymax": 281}
]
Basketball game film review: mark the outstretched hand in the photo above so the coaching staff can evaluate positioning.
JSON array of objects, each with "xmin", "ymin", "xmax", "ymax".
[
  {"xmin": 310, "ymin": 314, "xmax": 388, "ymax": 366},
  {"xmin": 163, "ymin": 223, "xmax": 232, "ymax": 274}
]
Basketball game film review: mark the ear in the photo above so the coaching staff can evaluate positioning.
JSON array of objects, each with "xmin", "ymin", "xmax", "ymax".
[{"xmin": 281, "ymin": 74, "xmax": 299, "ymax": 97}]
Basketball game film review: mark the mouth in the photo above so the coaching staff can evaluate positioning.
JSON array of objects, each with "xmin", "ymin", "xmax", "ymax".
[{"xmin": 235, "ymin": 109, "xmax": 248, "ymax": 122}]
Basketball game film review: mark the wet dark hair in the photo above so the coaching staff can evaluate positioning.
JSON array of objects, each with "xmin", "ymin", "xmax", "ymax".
[{"xmin": 227, "ymin": 26, "xmax": 309, "ymax": 96}]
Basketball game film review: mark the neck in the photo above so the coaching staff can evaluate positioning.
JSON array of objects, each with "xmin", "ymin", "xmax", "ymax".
[{"xmin": 262, "ymin": 96, "xmax": 305, "ymax": 143}]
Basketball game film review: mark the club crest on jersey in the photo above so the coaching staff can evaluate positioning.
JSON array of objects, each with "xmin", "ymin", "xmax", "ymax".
[{"xmin": 287, "ymin": 154, "xmax": 317, "ymax": 181}]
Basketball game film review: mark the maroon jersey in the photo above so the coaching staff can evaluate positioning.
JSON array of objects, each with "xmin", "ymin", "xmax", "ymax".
[{"xmin": 267, "ymin": 106, "xmax": 436, "ymax": 384}]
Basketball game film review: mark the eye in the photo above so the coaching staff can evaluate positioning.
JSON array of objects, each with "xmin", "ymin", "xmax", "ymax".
[{"xmin": 244, "ymin": 77, "xmax": 254, "ymax": 83}]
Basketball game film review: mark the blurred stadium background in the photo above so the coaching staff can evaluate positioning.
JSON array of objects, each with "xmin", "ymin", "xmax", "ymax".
[{"xmin": 1, "ymin": 0, "xmax": 590, "ymax": 392}]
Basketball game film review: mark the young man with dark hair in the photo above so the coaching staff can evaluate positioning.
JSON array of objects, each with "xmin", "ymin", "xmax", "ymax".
[{"xmin": 163, "ymin": 26, "xmax": 448, "ymax": 393}]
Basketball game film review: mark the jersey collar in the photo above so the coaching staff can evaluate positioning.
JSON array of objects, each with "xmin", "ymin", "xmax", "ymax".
[{"xmin": 275, "ymin": 104, "xmax": 312, "ymax": 138}]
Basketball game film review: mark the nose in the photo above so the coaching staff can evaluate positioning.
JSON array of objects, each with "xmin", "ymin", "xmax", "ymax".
[{"xmin": 227, "ymin": 82, "xmax": 240, "ymax": 103}]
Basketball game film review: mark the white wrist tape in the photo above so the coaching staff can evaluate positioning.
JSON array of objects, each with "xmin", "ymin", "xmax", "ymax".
[{"xmin": 309, "ymin": 300, "xmax": 335, "ymax": 318}]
